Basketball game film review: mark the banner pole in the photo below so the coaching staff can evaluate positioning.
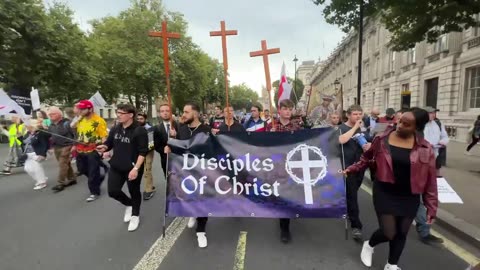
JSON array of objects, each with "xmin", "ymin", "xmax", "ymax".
[
  {"xmin": 162, "ymin": 154, "xmax": 169, "ymax": 238},
  {"xmin": 339, "ymin": 127, "xmax": 349, "ymax": 240}
]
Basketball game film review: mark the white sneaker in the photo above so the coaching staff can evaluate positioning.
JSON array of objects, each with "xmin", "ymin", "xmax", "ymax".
[
  {"xmin": 124, "ymin": 206, "xmax": 132, "ymax": 223},
  {"xmin": 33, "ymin": 183, "xmax": 47, "ymax": 190},
  {"xmin": 86, "ymin": 195, "xmax": 98, "ymax": 202},
  {"xmin": 465, "ymin": 151, "xmax": 472, "ymax": 156},
  {"xmin": 128, "ymin": 216, "xmax": 140, "ymax": 232},
  {"xmin": 360, "ymin": 241, "xmax": 374, "ymax": 267},
  {"xmin": 196, "ymin": 232, "xmax": 207, "ymax": 248},
  {"xmin": 187, "ymin": 217, "xmax": 196, "ymax": 228},
  {"xmin": 384, "ymin": 263, "xmax": 401, "ymax": 270}
]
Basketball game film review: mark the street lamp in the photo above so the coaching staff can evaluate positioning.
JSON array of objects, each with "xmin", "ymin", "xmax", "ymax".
[
  {"xmin": 293, "ymin": 55, "xmax": 299, "ymax": 103},
  {"xmin": 357, "ymin": 0, "xmax": 364, "ymax": 105}
]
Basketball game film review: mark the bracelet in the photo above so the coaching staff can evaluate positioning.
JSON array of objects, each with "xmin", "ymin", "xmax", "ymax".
[{"xmin": 133, "ymin": 166, "xmax": 139, "ymax": 171}]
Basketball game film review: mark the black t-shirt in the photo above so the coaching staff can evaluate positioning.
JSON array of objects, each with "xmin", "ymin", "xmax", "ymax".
[
  {"xmin": 339, "ymin": 123, "xmax": 364, "ymax": 167},
  {"xmin": 177, "ymin": 123, "xmax": 211, "ymax": 140},
  {"xmin": 218, "ymin": 121, "xmax": 245, "ymax": 133},
  {"xmin": 209, "ymin": 116, "xmax": 225, "ymax": 129}
]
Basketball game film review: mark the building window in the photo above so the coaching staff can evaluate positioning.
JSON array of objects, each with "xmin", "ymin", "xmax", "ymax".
[
  {"xmin": 108, "ymin": 109, "xmax": 112, "ymax": 119},
  {"xmin": 374, "ymin": 57, "xmax": 380, "ymax": 78},
  {"xmin": 433, "ymin": 34, "xmax": 448, "ymax": 53},
  {"xmin": 353, "ymin": 97, "xmax": 358, "ymax": 105},
  {"xmin": 384, "ymin": 88, "xmax": 390, "ymax": 108},
  {"xmin": 364, "ymin": 63, "xmax": 369, "ymax": 82},
  {"xmin": 99, "ymin": 109, "xmax": 104, "ymax": 118},
  {"xmin": 467, "ymin": 66, "xmax": 480, "ymax": 109},
  {"xmin": 372, "ymin": 92, "xmax": 376, "ymax": 107},
  {"xmin": 402, "ymin": 83, "xmax": 410, "ymax": 93},
  {"xmin": 389, "ymin": 51, "xmax": 396, "ymax": 72},
  {"xmin": 407, "ymin": 48, "xmax": 416, "ymax": 64}
]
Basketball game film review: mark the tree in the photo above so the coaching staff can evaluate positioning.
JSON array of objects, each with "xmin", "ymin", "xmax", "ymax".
[
  {"xmin": 272, "ymin": 77, "xmax": 304, "ymax": 106},
  {"xmin": 0, "ymin": 0, "xmax": 52, "ymax": 94},
  {"xmin": 41, "ymin": 3, "xmax": 98, "ymax": 105},
  {"xmin": 312, "ymin": 0, "xmax": 480, "ymax": 51},
  {"xmin": 230, "ymin": 84, "xmax": 259, "ymax": 111}
]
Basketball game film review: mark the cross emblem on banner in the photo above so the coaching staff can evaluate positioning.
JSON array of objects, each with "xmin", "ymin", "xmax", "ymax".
[{"xmin": 285, "ymin": 144, "xmax": 328, "ymax": 205}]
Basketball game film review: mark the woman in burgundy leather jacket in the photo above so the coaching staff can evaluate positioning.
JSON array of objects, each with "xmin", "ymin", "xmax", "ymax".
[{"xmin": 344, "ymin": 107, "xmax": 438, "ymax": 270}]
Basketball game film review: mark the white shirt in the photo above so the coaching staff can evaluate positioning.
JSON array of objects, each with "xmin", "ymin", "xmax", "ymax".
[
  {"xmin": 423, "ymin": 120, "xmax": 449, "ymax": 157},
  {"xmin": 163, "ymin": 121, "xmax": 170, "ymax": 135}
]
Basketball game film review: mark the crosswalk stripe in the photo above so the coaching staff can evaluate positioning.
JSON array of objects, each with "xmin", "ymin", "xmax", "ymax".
[
  {"xmin": 132, "ymin": 217, "xmax": 187, "ymax": 270},
  {"xmin": 233, "ymin": 231, "xmax": 248, "ymax": 270},
  {"xmin": 361, "ymin": 184, "xmax": 480, "ymax": 266}
]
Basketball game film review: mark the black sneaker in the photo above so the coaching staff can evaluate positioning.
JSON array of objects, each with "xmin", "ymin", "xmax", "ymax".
[
  {"xmin": 143, "ymin": 190, "xmax": 156, "ymax": 201},
  {"xmin": 352, "ymin": 228, "xmax": 363, "ymax": 241},
  {"xmin": 280, "ymin": 230, "xmax": 292, "ymax": 244},
  {"xmin": 420, "ymin": 234, "xmax": 444, "ymax": 244},
  {"xmin": 66, "ymin": 180, "xmax": 77, "ymax": 187},
  {"xmin": 52, "ymin": 185, "xmax": 65, "ymax": 193}
]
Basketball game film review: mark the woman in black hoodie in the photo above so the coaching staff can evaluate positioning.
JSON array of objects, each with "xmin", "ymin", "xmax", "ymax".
[{"xmin": 97, "ymin": 104, "xmax": 148, "ymax": 232}]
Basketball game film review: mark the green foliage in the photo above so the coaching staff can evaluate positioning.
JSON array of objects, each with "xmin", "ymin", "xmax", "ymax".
[
  {"xmin": 229, "ymin": 83, "xmax": 259, "ymax": 111},
  {"xmin": 0, "ymin": 0, "xmax": 228, "ymax": 114},
  {"xmin": 312, "ymin": 0, "xmax": 480, "ymax": 51}
]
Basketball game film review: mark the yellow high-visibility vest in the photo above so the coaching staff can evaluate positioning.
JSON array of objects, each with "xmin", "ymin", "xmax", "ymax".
[{"xmin": 8, "ymin": 123, "xmax": 25, "ymax": 147}]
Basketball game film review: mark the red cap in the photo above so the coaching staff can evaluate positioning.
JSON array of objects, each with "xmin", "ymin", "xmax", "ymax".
[{"xmin": 76, "ymin": 100, "xmax": 94, "ymax": 109}]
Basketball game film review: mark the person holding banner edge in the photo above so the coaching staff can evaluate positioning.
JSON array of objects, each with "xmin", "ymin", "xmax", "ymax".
[
  {"xmin": 165, "ymin": 102, "xmax": 211, "ymax": 248},
  {"xmin": 344, "ymin": 107, "xmax": 438, "ymax": 270},
  {"xmin": 266, "ymin": 99, "xmax": 302, "ymax": 244},
  {"xmin": 338, "ymin": 104, "xmax": 371, "ymax": 241}
]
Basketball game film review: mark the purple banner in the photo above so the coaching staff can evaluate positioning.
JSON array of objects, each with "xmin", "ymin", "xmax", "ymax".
[{"xmin": 166, "ymin": 128, "xmax": 346, "ymax": 218}]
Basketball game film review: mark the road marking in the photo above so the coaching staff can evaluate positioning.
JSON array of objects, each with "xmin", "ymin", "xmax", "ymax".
[
  {"xmin": 132, "ymin": 217, "xmax": 187, "ymax": 270},
  {"xmin": 233, "ymin": 231, "xmax": 248, "ymax": 270},
  {"xmin": 361, "ymin": 184, "xmax": 480, "ymax": 266}
]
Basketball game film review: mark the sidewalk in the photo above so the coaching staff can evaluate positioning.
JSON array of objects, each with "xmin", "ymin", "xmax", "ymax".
[{"xmin": 436, "ymin": 141, "xmax": 480, "ymax": 247}]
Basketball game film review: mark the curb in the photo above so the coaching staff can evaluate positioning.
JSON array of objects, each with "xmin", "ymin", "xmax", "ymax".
[{"xmin": 363, "ymin": 173, "xmax": 480, "ymax": 250}]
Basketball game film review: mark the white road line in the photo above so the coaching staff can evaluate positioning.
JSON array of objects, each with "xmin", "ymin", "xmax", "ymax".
[
  {"xmin": 132, "ymin": 217, "xmax": 187, "ymax": 270},
  {"xmin": 361, "ymin": 184, "xmax": 480, "ymax": 266}
]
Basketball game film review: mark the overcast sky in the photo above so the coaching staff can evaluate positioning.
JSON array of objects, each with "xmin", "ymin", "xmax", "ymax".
[{"xmin": 44, "ymin": 0, "xmax": 344, "ymax": 94}]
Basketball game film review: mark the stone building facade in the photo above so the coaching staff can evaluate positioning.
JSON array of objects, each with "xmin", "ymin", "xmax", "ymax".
[{"xmin": 306, "ymin": 15, "xmax": 480, "ymax": 141}]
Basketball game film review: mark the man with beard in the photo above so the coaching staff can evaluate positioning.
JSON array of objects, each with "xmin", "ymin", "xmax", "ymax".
[
  {"xmin": 266, "ymin": 99, "xmax": 302, "ymax": 244},
  {"xmin": 168, "ymin": 102, "xmax": 211, "ymax": 248},
  {"xmin": 136, "ymin": 112, "xmax": 156, "ymax": 200},
  {"xmin": 153, "ymin": 104, "xmax": 179, "ymax": 178},
  {"xmin": 75, "ymin": 100, "xmax": 108, "ymax": 202}
]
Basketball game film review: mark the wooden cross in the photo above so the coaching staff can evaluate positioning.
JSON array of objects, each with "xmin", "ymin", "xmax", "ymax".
[
  {"xmin": 210, "ymin": 21, "xmax": 238, "ymax": 114},
  {"xmin": 250, "ymin": 40, "xmax": 280, "ymax": 128},
  {"xmin": 149, "ymin": 21, "xmax": 181, "ymax": 111}
]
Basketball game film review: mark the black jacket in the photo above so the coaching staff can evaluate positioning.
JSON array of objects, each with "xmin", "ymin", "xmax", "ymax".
[
  {"xmin": 153, "ymin": 121, "xmax": 180, "ymax": 155},
  {"xmin": 105, "ymin": 122, "xmax": 148, "ymax": 172},
  {"xmin": 27, "ymin": 131, "xmax": 51, "ymax": 157},
  {"xmin": 48, "ymin": 118, "xmax": 74, "ymax": 147}
]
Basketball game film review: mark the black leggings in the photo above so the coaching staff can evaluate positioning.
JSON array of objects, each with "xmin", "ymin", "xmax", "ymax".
[
  {"xmin": 466, "ymin": 135, "xmax": 479, "ymax": 151},
  {"xmin": 108, "ymin": 167, "xmax": 144, "ymax": 216},
  {"xmin": 369, "ymin": 215, "xmax": 414, "ymax": 265}
]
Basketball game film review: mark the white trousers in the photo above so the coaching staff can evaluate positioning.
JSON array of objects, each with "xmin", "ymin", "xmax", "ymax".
[{"xmin": 24, "ymin": 153, "xmax": 47, "ymax": 185}]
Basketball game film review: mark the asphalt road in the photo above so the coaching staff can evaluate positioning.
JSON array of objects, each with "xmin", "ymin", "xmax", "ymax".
[{"xmin": 0, "ymin": 144, "xmax": 475, "ymax": 270}]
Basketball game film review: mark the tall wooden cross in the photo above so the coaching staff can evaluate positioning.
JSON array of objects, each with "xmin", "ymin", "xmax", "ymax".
[
  {"xmin": 148, "ymin": 21, "xmax": 181, "ymax": 111},
  {"xmin": 210, "ymin": 21, "xmax": 238, "ymax": 112},
  {"xmin": 250, "ymin": 40, "xmax": 280, "ymax": 128}
]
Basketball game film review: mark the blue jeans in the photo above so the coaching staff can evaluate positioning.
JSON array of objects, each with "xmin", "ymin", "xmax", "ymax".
[{"xmin": 415, "ymin": 200, "xmax": 430, "ymax": 238}]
